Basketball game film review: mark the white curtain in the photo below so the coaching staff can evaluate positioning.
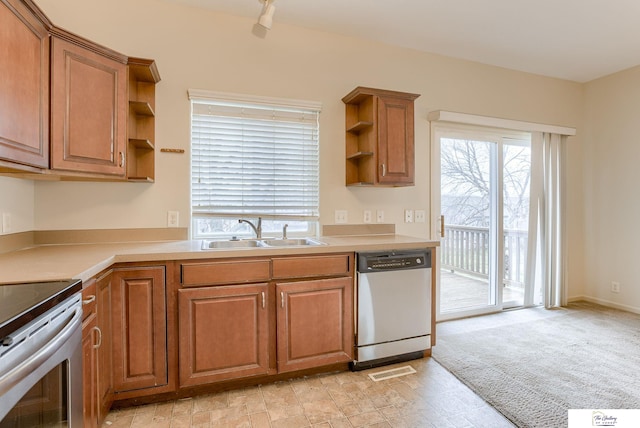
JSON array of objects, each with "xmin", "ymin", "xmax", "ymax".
[{"xmin": 526, "ymin": 132, "xmax": 567, "ymax": 308}]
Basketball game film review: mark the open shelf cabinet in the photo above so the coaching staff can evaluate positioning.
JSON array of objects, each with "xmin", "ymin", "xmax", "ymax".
[{"xmin": 127, "ymin": 58, "xmax": 160, "ymax": 182}]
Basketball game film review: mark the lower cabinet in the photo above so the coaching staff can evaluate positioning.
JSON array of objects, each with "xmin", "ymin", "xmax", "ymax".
[
  {"xmin": 98, "ymin": 255, "xmax": 354, "ymax": 407},
  {"xmin": 177, "ymin": 253, "xmax": 355, "ymax": 388},
  {"xmin": 178, "ymin": 283, "xmax": 270, "ymax": 386},
  {"xmin": 276, "ymin": 277, "xmax": 353, "ymax": 373},
  {"xmin": 111, "ymin": 266, "xmax": 167, "ymax": 394},
  {"xmin": 96, "ymin": 272, "xmax": 113, "ymax": 422},
  {"xmin": 82, "ymin": 309, "xmax": 98, "ymax": 428},
  {"xmin": 81, "ymin": 272, "xmax": 113, "ymax": 428}
]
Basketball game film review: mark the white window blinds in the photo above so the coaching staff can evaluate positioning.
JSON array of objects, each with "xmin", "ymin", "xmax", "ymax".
[{"xmin": 190, "ymin": 92, "xmax": 320, "ymax": 221}]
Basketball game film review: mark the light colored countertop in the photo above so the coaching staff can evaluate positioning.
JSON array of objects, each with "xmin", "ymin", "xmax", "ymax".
[{"xmin": 0, "ymin": 234, "xmax": 438, "ymax": 285}]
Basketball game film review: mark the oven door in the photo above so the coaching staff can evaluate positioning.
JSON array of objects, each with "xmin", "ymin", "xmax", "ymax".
[{"xmin": 0, "ymin": 295, "xmax": 83, "ymax": 427}]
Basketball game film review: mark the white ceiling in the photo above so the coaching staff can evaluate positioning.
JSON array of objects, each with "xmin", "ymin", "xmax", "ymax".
[{"xmin": 166, "ymin": 0, "xmax": 640, "ymax": 83}]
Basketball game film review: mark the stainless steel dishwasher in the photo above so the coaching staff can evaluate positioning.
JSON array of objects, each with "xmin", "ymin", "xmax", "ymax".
[{"xmin": 352, "ymin": 249, "xmax": 431, "ymax": 370}]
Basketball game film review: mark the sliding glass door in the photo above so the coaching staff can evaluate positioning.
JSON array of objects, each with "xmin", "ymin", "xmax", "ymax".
[{"xmin": 433, "ymin": 125, "xmax": 532, "ymax": 320}]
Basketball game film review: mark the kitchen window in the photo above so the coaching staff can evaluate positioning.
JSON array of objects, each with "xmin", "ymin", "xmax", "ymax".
[{"xmin": 189, "ymin": 90, "xmax": 321, "ymax": 239}]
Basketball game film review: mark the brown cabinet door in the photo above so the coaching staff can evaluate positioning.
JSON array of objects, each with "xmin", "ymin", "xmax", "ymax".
[
  {"xmin": 111, "ymin": 266, "xmax": 167, "ymax": 392},
  {"xmin": 96, "ymin": 272, "xmax": 113, "ymax": 423},
  {"xmin": 50, "ymin": 36, "xmax": 127, "ymax": 176},
  {"xmin": 0, "ymin": 0, "xmax": 49, "ymax": 168},
  {"xmin": 178, "ymin": 283, "xmax": 270, "ymax": 387},
  {"xmin": 277, "ymin": 277, "xmax": 354, "ymax": 373},
  {"xmin": 82, "ymin": 312, "xmax": 98, "ymax": 428},
  {"xmin": 377, "ymin": 95, "xmax": 415, "ymax": 185}
]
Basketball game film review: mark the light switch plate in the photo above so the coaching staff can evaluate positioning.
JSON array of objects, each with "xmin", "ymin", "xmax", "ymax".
[
  {"xmin": 335, "ymin": 210, "xmax": 348, "ymax": 224},
  {"xmin": 415, "ymin": 210, "xmax": 426, "ymax": 223},
  {"xmin": 167, "ymin": 211, "xmax": 179, "ymax": 227},
  {"xmin": 363, "ymin": 210, "xmax": 372, "ymax": 223},
  {"xmin": 376, "ymin": 210, "xmax": 385, "ymax": 223}
]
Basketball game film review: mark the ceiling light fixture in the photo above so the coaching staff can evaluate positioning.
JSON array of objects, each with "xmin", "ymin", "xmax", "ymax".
[{"xmin": 258, "ymin": 0, "xmax": 276, "ymax": 30}]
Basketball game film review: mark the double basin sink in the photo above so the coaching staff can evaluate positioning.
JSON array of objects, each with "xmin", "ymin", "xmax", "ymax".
[{"xmin": 202, "ymin": 237, "xmax": 326, "ymax": 250}]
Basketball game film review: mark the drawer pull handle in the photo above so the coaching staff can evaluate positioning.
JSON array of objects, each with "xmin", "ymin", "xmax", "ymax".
[
  {"xmin": 261, "ymin": 291, "xmax": 265, "ymax": 309},
  {"xmin": 92, "ymin": 326, "xmax": 102, "ymax": 349},
  {"xmin": 83, "ymin": 295, "xmax": 96, "ymax": 305}
]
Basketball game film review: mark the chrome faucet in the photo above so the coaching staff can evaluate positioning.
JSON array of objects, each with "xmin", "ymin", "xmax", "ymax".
[
  {"xmin": 282, "ymin": 224, "xmax": 288, "ymax": 239},
  {"xmin": 239, "ymin": 217, "xmax": 262, "ymax": 239}
]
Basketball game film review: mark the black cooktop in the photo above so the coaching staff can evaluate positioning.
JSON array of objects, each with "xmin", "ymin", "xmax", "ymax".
[{"xmin": 0, "ymin": 279, "xmax": 82, "ymax": 340}]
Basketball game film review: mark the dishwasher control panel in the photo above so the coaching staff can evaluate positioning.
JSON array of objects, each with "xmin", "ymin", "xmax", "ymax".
[{"xmin": 357, "ymin": 249, "xmax": 431, "ymax": 272}]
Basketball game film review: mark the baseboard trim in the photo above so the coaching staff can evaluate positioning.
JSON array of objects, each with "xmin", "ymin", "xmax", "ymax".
[{"xmin": 570, "ymin": 294, "xmax": 640, "ymax": 315}]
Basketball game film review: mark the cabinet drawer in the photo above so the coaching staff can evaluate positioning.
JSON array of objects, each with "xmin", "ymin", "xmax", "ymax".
[
  {"xmin": 272, "ymin": 254, "xmax": 352, "ymax": 279},
  {"xmin": 81, "ymin": 280, "xmax": 97, "ymax": 321},
  {"xmin": 181, "ymin": 259, "xmax": 271, "ymax": 286}
]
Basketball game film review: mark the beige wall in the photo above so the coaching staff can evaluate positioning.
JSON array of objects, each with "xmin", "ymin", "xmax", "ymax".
[
  {"xmin": 582, "ymin": 65, "xmax": 640, "ymax": 312},
  {"xmin": 1, "ymin": 0, "xmax": 588, "ymax": 301},
  {"xmin": 0, "ymin": 177, "xmax": 35, "ymax": 233}
]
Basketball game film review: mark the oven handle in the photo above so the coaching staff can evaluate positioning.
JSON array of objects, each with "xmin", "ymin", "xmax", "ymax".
[{"xmin": 0, "ymin": 302, "xmax": 82, "ymax": 398}]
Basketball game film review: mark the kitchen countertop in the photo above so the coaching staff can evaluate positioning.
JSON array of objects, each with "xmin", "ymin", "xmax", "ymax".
[{"xmin": 0, "ymin": 234, "xmax": 438, "ymax": 285}]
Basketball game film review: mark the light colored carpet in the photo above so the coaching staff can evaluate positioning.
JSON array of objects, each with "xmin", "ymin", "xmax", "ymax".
[{"xmin": 432, "ymin": 301, "xmax": 640, "ymax": 428}]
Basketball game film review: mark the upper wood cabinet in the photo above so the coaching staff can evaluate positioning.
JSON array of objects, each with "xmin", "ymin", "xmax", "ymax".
[
  {"xmin": 0, "ymin": 0, "xmax": 160, "ymax": 181},
  {"xmin": 50, "ymin": 31, "xmax": 128, "ymax": 177},
  {"xmin": 342, "ymin": 87, "xmax": 420, "ymax": 187},
  {"xmin": 0, "ymin": 0, "xmax": 50, "ymax": 171}
]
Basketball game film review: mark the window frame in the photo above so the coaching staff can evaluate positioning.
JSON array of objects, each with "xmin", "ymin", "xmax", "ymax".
[{"xmin": 188, "ymin": 89, "xmax": 322, "ymax": 240}]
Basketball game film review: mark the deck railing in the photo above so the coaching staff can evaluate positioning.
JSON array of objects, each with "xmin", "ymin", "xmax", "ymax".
[{"xmin": 441, "ymin": 225, "xmax": 528, "ymax": 287}]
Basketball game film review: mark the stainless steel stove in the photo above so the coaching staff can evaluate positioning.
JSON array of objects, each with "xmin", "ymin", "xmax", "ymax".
[{"xmin": 0, "ymin": 279, "xmax": 83, "ymax": 427}]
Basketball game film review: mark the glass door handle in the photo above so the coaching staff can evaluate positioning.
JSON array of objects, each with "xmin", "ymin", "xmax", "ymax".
[{"xmin": 440, "ymin": 215, "xmax": 445, "ymax": 238}]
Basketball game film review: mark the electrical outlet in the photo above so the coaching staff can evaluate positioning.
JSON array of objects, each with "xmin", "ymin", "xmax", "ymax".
[
  {"xmin": 2, "ymin": 213, "xmax": 11, "ymax": 234},
  {"xmin": 611, "ymin": 281, "xmax": 621, "ymax": 293},
  {"xmin": 404, "ymin": 209, "xmax": 414, "ymax": 223},
  {"xmin": 415, "ymin": 210, "xmax": 426, "ymax": 223},
  {"xmin": 167, "ymin": 211, "xmax": 179, "ymax": 228},
  {"xmin": 376, "ymin": 210, "xmax": 385, "ymax": 223},
  {"xmin": 335, "ymin": 210, "xmax": 348, "ymax": 224},
  {"xmin": 363, "ymin": 210, "xmax": 372, "ymax": 223}
]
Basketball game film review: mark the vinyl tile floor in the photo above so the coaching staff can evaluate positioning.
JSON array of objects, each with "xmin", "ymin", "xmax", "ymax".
[{"xmin": 102, "ymin": 357, "xmax": 514, "ymax": 428}]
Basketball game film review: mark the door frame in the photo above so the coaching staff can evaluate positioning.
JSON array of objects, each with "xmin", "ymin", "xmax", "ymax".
[{"xmin": 430, "ymin": 122, "xmax": 530, "ymax": 321}]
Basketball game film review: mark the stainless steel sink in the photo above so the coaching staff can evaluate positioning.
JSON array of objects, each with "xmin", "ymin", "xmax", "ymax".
[
  {"xmin": 260, "ymin": 238, "xmax": 326, "ymax": 247},
  {"xmin": 201, "ymin": 239, "xmax": 264, "ymax": 249},
  {"xmin": 201, "ymin": 237, "xmax": 325, "ymax": 250}
]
